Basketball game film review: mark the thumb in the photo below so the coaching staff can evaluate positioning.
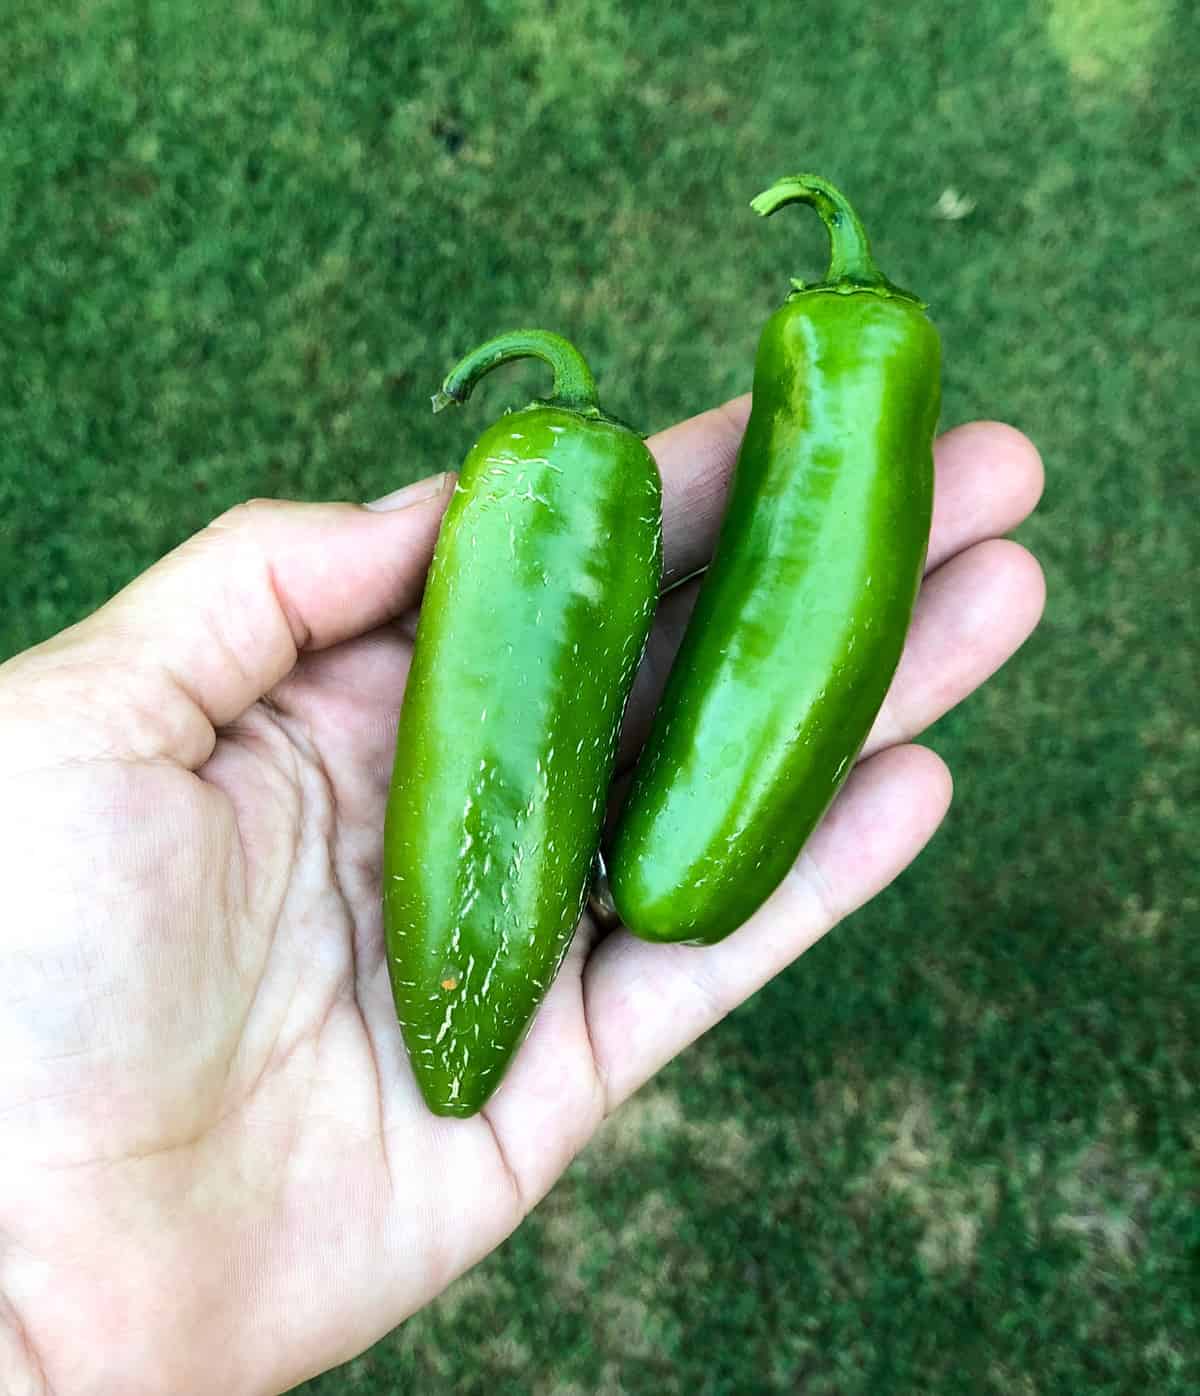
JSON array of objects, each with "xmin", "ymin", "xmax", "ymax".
[{"xmin": 0, "ymin": 474, "xmax": 454, "ymax": 770}]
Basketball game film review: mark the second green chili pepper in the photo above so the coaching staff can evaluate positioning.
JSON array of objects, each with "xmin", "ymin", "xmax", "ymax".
[
  {"xmin": 608, "ymin": 174, "xmax": 941, "ymax": 945},
  {"xmin": 384, "ymin": 330, "xmax": 662, "ymax": 1116}
]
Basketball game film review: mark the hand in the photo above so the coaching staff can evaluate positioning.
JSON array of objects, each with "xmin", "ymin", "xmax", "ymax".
[{"xmin": 0, "ymin": 400, "xmax": 1043, "ymax": 1396}]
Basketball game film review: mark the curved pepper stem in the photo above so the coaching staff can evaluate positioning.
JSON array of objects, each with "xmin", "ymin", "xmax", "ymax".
[
  {"xmin": 432, "ymin": 329, "xmax": 601, "ymax": 417},
  {"xmin": 751, "ymin": 174, "xmax": 921, "ymax": 304}
]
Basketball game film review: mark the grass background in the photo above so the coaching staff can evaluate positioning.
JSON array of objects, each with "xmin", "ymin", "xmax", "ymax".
[{"xmin": 2, "ymin": 0, "xmax": 1197, "ymax": 1391}]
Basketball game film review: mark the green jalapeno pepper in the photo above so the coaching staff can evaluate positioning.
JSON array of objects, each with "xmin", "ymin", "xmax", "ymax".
[
  {"xmin": 608, "ymin": 174, "xmax": 940, "ymax": 946},
  {"xmin": 384, "ymin": 330, "xmax": 662, "ymax": 1116}
]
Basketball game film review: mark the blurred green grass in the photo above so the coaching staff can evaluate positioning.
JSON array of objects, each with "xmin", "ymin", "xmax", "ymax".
[{"xmin": 2, "ymin": 0, "xmax": 1197, "ymax": 1391}]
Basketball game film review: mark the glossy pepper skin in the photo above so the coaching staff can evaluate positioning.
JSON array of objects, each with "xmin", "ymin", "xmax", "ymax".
[
  {"xmin": 384, "ymin": 331, "xmax": 662, "ymax": 1116},
  {"xmin": 608, "ymin": 175, "xmax": 940, "ymax": 946}
]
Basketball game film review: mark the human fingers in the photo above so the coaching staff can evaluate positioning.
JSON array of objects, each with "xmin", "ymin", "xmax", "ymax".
[
  {"xmin": 862, "ymin": 539, "xmax": 1045, "ymax": 758},
  {"xmin": 620, "ymin": 424, "xmax": 1044, "ymax": 764},
  {"xmin": 583, "ymin": 743, "xmax": 953, "ymax": 1110},
  {"xmin": 0, "ymin": 477, "xmax": 454, "ymax": 771},
  {"xmin": 651, "ymin": 408, "xmax": 1043, "ymax": 587}
]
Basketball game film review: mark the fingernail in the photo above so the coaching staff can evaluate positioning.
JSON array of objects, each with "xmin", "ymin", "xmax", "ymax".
[{"xmin": 364, "ymin": 473, "xmax": 449, "ymax": 512}]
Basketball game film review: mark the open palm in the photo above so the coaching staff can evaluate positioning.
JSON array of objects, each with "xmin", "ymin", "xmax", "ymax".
[{"xmin": 0, "ymin": 399, "xmax": 1043, "ymax": 1396}]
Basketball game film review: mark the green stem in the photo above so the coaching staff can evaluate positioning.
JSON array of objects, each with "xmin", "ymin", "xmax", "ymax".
[
  {"xmin": 432, "ymin": 329, "xmax": 601, "ymax": 416},
  {"xmin": 750, "ymin": 174, "xmax": 918, "ymax": 302}
]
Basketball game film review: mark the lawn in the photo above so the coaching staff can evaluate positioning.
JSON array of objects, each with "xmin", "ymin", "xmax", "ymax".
[{"xmin": 2, "ymin": 1, "xmax": 1197, "ymax": 1391}]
